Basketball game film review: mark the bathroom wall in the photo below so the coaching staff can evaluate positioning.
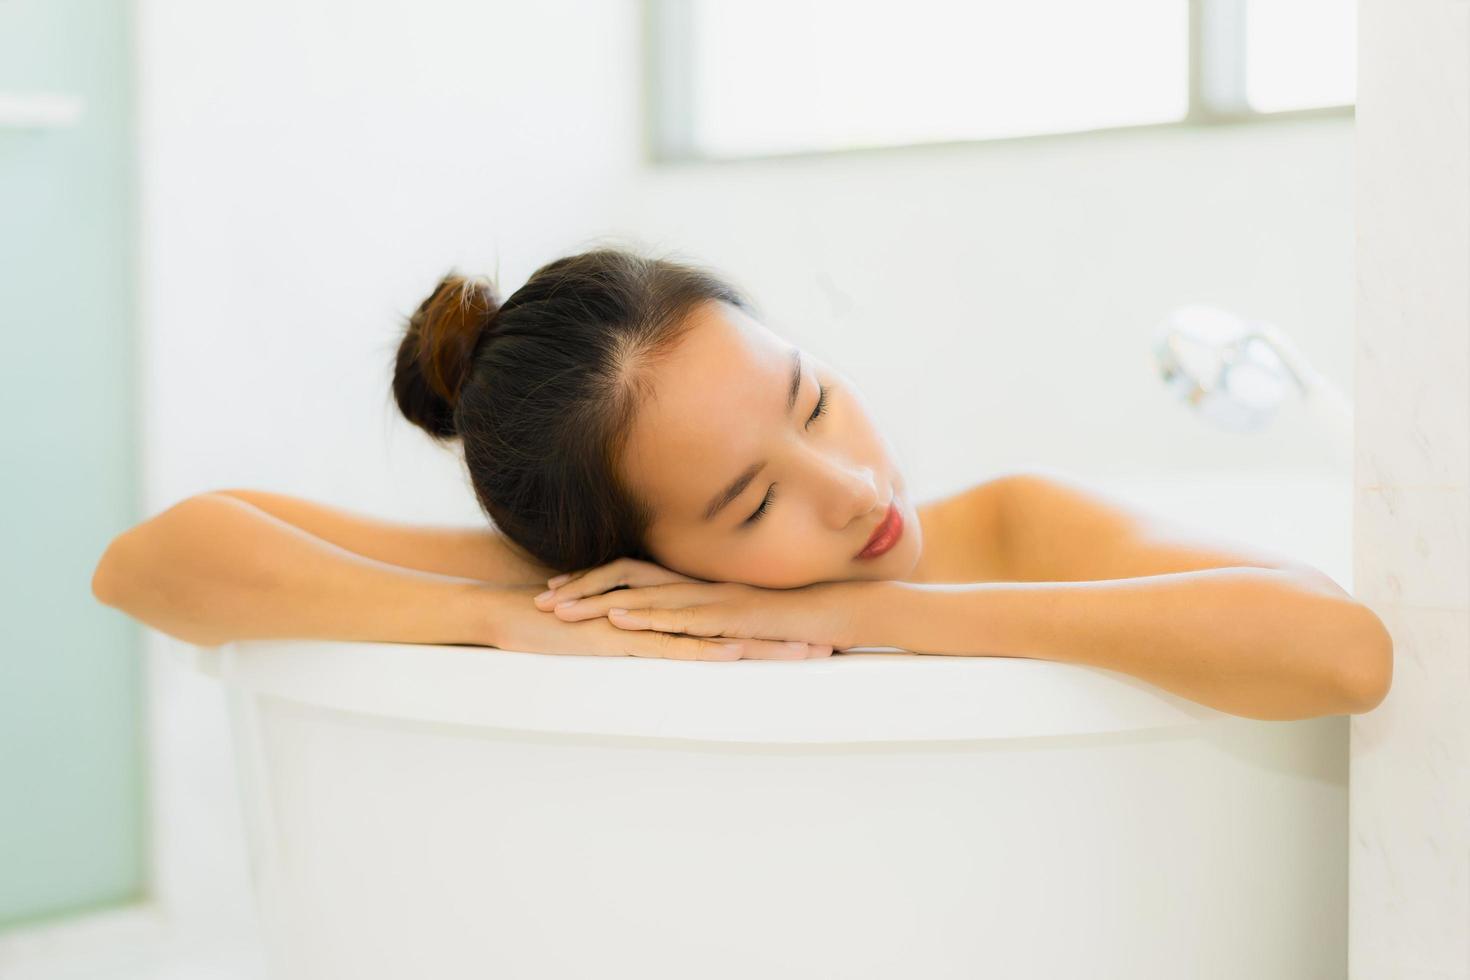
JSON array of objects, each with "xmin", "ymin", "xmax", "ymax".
[
  {"xmin": 1351, "ymin": 1, "xmax": 1470, "ymax": 976},
  {"xmin": 129, "ymin": 0, "xmax": 1358, "ymax": 941},
  {"xmin": 609, "ymin": 115, "xmax": 1354, "ymax": 501},
  {"xmin": 131, "ymin": 0, "xmax": 634, "ymax": 933}
]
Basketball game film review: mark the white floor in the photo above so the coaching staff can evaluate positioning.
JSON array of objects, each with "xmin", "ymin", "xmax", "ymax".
[{"xmin": 0, "ymin": 903, "xmax": 267, "ymax": 980}]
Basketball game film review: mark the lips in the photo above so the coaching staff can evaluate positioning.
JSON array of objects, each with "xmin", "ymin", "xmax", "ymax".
[{"xmin": 856, "ymin": 501, "xmax": 903, "ymax": 559}]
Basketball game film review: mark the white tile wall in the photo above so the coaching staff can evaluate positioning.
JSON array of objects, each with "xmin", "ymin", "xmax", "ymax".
[{"xmin": 1352, "ymin": 1, "xmax": 1470, "ymax": 977}]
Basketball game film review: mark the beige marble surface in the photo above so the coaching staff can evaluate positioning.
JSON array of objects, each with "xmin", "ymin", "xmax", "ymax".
[{"xmin": 1352, "ymin": 0, "xmax": 1470, "ymax": 977}]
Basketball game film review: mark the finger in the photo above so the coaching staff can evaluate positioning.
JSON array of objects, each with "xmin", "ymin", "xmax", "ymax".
[
  {"xmin": 604, "ymin": 605, "xmax": 722, "ymax": 636},
  {"xmin": 612, "ymin": 628, "xmax": 818, "ymax": 662},
  {"xmin": 535, "ymin": 562, "xmax": 620, "ymax": 609},
  {"xmin": 740, "ymin": 638, "xmax": 817, "ymax": 660},
  {"xmin": 549, "ymin": 585, "xmax": 695, "ymax": 622},
  {"xmin": 609, "ymin": 609, "xmax": 815, "ymax": 660},
  {"xmin": 536, "ymin": 559, "xmax": 690, "ymax": 610},
  {"xmin": 654, "ymin": 635, "xmax": 810, "ymax": 662},
  {"xmin": 627, "ymin": 631, "xmax": 744, "ymax": 662},
  {"xmin": 535, "ymin": 568, "xmax": 588, "ymax": 607},
  {"xmin": 618, "ymin": 611, "xmax": 827, "ymax": 660}
]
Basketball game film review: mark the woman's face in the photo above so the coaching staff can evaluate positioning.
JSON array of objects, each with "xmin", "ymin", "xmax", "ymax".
[{"xmin": 619, "ymin": 300, "xmax": 923, "ymax": 588}]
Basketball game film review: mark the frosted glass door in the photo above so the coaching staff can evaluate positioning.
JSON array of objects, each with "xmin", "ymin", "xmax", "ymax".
[{"xmin": 0, "ymin": 0, "xmax": 145, "ymax": 929}]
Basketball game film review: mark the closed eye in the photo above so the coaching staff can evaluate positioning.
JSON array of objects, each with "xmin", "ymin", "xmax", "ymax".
[
  {"xmin": 744, "ymin": 383, "xmax": 830, "ymax": 526},
  {"xmin": 805, "ymin": 383, "xmax": 829, "ymax": 430},
  {"xmin": 744, "ymin": 485, "xmax": 776, "ymax": 526}
]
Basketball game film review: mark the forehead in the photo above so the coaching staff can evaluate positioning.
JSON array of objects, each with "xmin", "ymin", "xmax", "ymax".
[{"xmin": 620, "ymin": 301, "xmax": 790, "ymax": 523}]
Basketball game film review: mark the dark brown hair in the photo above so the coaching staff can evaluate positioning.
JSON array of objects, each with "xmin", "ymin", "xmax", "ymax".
[{"xmin": 392, "ymin": 244, "xmax": 756, "ymax": 573}]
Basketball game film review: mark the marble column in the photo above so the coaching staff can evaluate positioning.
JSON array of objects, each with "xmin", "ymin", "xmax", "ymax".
[{"xmin": 1352, "ymin": 1, "xmax": 1470, "ymax": 977}]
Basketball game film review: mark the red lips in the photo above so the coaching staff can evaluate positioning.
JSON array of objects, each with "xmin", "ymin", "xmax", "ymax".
[{"xmin": 856, "ymin": 501, "xmax": 903, "ymax": 559}]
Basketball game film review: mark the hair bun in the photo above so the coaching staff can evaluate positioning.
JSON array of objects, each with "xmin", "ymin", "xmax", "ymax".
[{"xmin": 392, "ymin": 272, "xmax": 500, "ymax": 441}]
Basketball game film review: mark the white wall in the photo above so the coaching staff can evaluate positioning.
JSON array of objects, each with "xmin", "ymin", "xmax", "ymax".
[
  {"xmin": 133, "ymin": 0, "xmax": 1356, "ymax": 937},
  {"xmin": 613, "ymin": 116, "xmax": 1355, "ymax": 499},
  {"xmin": 134, "ymin": 0, "xmax": 642, "ymax": 935},
  {"xmin": 1351, "ymin": 0, "xmax": 1470, "ymax": 976}
]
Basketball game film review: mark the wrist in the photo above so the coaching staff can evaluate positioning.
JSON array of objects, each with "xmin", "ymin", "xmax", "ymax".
[
  {"xmin": 450, "ymin": 581, "xmax": 513, "ymax": 648},
  {"xmin": 836, "ymin": 579, "xmax": 915, "ymax": 649}
]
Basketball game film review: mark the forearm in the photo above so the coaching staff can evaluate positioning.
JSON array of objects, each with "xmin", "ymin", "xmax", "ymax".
[
  {"xmin": 92, "ymin": 494, "xmax": 496, "ymax": 648},
  {"xmin": 212, "ymin": 487, "xmax": 554, "ymax": 586},
  {"xmin": 860, "ymin": 568, "xmax": 1392, "ymax": 721}
]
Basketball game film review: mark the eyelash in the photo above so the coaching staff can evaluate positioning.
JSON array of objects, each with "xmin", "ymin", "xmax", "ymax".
[
  {"xmin": 744, "ymin": 383, "xmax": 830, "ymax": 526},
  {"xmin": 806, "ymin": 384, "xmax": 830, "ymax": 429}
]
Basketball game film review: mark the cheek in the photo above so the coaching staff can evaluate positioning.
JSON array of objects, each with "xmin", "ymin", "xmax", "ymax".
[
  {"xmin": 707, "ymin": 530, "xmax": 838, "ymax": 588},
  {"xmin": 656, "ymin": 514, "xmax": 852, "ymax": 587},
  {"xmin": 750, "ymin": 525, "xmax": 844, "ymax": 583}
]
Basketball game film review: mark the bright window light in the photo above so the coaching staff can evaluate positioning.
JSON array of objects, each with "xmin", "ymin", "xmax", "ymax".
[
  {"xmin": 648, "ymin": 0, "xmax": 1355, "ymax": 162},
  {"xmin": 1245, "ymin": 0, "xmax": 1356, "ymax": 112},
  {"xmin": 681, "ymin": 0, "xmax": 1189, "ymax": 160}
]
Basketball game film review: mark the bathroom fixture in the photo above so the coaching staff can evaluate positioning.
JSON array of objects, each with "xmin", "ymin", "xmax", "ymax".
[{"xmin": 1153, "ymin": 304, "xmax": 1353, "ymax": 458}]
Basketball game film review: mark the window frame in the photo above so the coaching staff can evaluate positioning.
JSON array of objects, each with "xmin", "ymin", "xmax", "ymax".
[{"xmin": 642, "ymin": 0, "xmax": 1354, "ymax": 165}]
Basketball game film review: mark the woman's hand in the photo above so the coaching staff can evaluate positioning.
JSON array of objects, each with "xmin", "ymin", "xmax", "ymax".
[
  {"xmin": 536, "ymin": 565, "xmax": 867, "ymax": 650},
  {"xmin": 492, "ymin": 584, "xmax": 832, "ymax": 661},
  {"xmin": 533, "ymin": 557, "xmax": 709, "ymax": 608}
]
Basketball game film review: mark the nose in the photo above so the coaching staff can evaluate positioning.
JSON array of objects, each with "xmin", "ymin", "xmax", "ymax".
[{"xmin": 818, "ymin": 458, "xmax": 881, "ymax": 530}]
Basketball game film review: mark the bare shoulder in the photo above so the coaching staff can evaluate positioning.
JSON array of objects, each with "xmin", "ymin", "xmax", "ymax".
[
  {"xmin": 981, "ymin": 467, "xmax": 1335, "ymax": 585},
  {"xmin": 907, "ymin": 475, "xmax": 1015, "ymax": 584}
]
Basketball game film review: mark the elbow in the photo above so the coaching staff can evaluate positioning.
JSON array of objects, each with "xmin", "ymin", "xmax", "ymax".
[
  {"xmin": 1334, "ymin": 605, "xmax": 1395, "ymax": 714},
  {"xmin": 91, "ymin": 494, "xmax": 216, "ymax": 607},
  {"xmin": 91, "ymin": 532, "xmax": 135, "ymax": 608},
  {"xmin": 91, "ymin": 527, "xmax": 230, "ymax": 648}
]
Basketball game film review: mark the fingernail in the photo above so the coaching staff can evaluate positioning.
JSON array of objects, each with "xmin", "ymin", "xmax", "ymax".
[
  {"xmin": 721, "ymin": 642, "xmax": 743, "ymax": 656},
  {"xmin": 556, "ymin": 599, "xmax": 577, "ymax": 608},
  {"xmin": 535, "ymin": 590, "xmax": 554, "ymax": 603},
  {"xmin": 547, "ymin": 573, "xmax": 571, "ymax": 587},
  {"xmin": 784, "ymin": 640, "xmax": 806, "ymax": 650}
]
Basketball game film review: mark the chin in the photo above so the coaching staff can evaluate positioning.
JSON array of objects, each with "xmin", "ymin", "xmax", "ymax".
[
  {"xmin": 874, "ymin": 550, "xmax": 921, "ymax": 581},
  {"xmin": 892, "ymin": 546, "xmax": 922, "ymax": 579},
  {"xmin": 850, "ymin": 541, "xmax": 918, "ymax": 581}
]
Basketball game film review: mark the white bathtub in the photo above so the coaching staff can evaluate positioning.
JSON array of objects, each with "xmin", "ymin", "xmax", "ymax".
[{"xmin": 192, "ymin": 471, "xmax": 1353, "ymax": 979}]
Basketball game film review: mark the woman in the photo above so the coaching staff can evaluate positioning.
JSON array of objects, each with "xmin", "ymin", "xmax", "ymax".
[{"xmin": 92, "ymin": 246, "xmax": 1392, "ymax": 721}]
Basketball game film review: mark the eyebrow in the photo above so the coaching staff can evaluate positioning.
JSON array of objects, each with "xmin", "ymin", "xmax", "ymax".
[{"xmin": 701, "ymin": 347, "xmax": 804, "ymax": 523}]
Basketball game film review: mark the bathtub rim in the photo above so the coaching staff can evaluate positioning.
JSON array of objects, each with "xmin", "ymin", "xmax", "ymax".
[{"xmin": 189, "ymin": 639, "xmax": 1227, "ymax": 745}]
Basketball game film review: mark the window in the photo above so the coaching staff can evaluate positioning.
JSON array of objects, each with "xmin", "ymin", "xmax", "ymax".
[
  {"xmin": 1245, "ymin": 0, "xmax": 1356, "ymax": 112},
  {"xmin": 646, "ymin": 0, "xmax": 1355, "ymax": 163}
]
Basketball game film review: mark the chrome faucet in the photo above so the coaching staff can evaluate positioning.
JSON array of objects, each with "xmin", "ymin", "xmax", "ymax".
[{"xmin": 1153, "ymin": 304, "xmax": 1353, "ymax": 460}]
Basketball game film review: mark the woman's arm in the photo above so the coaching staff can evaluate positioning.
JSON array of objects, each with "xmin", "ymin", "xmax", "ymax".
[
  {"xmin": 91, "ymin": 495, "xmax": 828, "ymax": 662},
  {"xmin": 209, "ymin": 488, "xmax": 555, "ymax": 586},
  {"xmin": 852, "ymin": 470, "xmax": 1392, "ymax": 720},
  {"xmin": 855, "ymin": 569, "xmax": 1392, "ymax": 721},
  {"xmin": 91, "ymin": 493, "xmax": 499, "ymax": 648},
  {"xmin": 540, "ymin": 569, "xmax": 1391, "ymax": 719},
  {"xmin": 545, "ymin": 471, "xmax": 1391, "ymax": 717}
]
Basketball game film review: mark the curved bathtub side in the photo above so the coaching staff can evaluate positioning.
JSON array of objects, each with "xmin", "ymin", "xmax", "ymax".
[{"xmin": 214, "ymin": 679, "xmax": 1347, "ymax": 980}]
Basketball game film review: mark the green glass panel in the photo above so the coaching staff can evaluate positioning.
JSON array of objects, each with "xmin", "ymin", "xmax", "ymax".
[{"xmin": 0, "ymin": 0, "xmax": 146, "ymax": 929}]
